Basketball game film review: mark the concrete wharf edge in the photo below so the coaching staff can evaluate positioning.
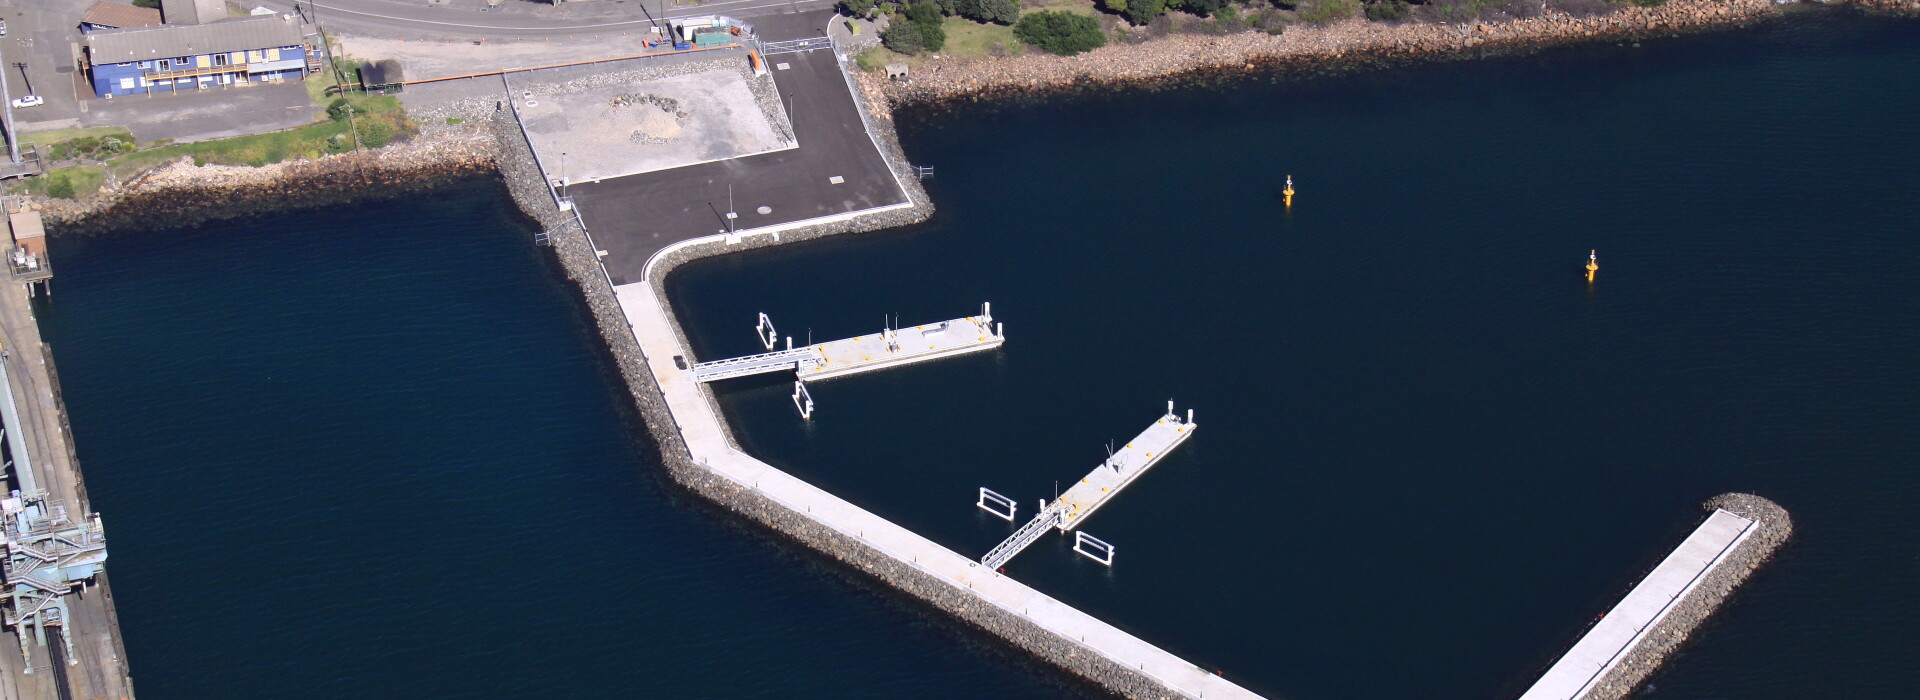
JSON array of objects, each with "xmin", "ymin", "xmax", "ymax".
[{"xmin": 484, "ymin": 61, "xmax": 1259, "ymax": 698}]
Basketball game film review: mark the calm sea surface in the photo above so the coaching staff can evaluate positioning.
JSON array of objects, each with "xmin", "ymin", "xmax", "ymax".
[{"xmin": 42, "ymin": 7, "xmax": 1919, "ymax": 699}]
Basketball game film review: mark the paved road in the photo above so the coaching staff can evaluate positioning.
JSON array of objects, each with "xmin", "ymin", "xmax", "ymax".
[
  {"xmin": 0, "ymin": 282, "xmax": 135, "ymax": 700},
  {"xmin": 1, "ymin": 0, "xmax": 93, "ymax": 136},
  {"xmin": 259, "ymin": 0, "xmax": 840, "ymax": 40}
]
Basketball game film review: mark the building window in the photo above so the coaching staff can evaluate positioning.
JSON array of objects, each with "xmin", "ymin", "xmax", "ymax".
[
  {"xmin": 265, "ymin": 48, "xmax": 281, "ymax": 62},
  {"xmin": 118, "ymin": 77, "xmax": 134, "ymax": 90},
  {"xmin": 213, "ymin": 54, "xmax": 229, "ymax": 66}
]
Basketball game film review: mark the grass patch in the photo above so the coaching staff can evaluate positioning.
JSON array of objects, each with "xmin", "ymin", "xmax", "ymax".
[
  {"xmin": 104, "ymin": 94, "xmax": 412, "ymax": 179},
  {"xmin": 106, "ymin": 122, "xmax": 347, "ymax": 177},
  {"xmin": 939, "ymin": 17, "xmax": 1023, "ymax": 58},
  {"xmin": 1295, "ymin": 0, "xmax": 1361, "ymax": 23},
  {"xmin": 7, "ymin": 166, "xmax": 105, "ymax": 200},
  {"xmin": 18, "ymin": 127, "xmax": 135, "ymax": 151},
  {"xmin": 1036, "ymin": 0, "xmax": 1100, "ymax": 16},
  {"xmin": 859, "ymin": 16, "xmax": 1028, "ymax": 71}
]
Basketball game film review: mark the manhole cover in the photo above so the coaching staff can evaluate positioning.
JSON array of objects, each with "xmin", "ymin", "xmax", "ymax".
[{"xmin": 757, "ymin": 206, "xmax": 772, "ymax": 215}]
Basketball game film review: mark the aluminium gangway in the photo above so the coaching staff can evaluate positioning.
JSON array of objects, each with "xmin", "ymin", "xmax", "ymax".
[{"xmin": 981, "ymin": 403, "xmax": 1197, "ymax": 569}]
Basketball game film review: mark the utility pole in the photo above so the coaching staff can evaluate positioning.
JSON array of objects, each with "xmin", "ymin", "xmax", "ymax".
[
  {"xmin": 0, "ymin": 47, "xmax": 18, "ymax": 164},
  {"xmin": 725, "ymin": 184, "xmax": 737, "ymax": 234}
]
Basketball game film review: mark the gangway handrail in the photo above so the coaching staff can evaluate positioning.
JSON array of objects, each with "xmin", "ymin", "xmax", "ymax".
[
  {"xmin": 690, "ymin": 347, "xmax": 818, "ymax": 382},
  {"xmin": 982, "ymin": 505, "xmax": 1061, "ymax": 570}
]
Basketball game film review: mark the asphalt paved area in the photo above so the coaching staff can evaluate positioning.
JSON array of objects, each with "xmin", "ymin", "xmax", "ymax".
[
  {"xmin": 567, "ymin": 19, "xmax": 904, "ymax": 285},
  {"xmin": 256, "ymin": 0, "xmax": 840, "ymax": 40},
  {"xmin": 87, "ymin": 81, "xmax": 321, "ymax": 143}
]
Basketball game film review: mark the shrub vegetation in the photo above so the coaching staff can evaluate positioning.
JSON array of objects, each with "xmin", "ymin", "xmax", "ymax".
[
  {"xmin": 1013, "ymin": 11, "xmax": 1108, "ymax": 56},
  {"xmin": 882, "ymin": 2, "xmax": 950, "ymax": 54}
]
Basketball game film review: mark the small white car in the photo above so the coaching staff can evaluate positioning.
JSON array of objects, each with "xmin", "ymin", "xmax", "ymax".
[{"xmin": 9, "ymin": 96, "xmax": 43, "ymax": 109}]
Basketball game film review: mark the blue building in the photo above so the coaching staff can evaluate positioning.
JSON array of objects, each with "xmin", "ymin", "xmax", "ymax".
[{"xmin": 84, "ymin": 15, "xmax": 310, "ymax": 99}]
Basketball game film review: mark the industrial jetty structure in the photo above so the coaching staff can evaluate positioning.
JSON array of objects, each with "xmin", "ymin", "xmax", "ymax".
[{"xmin": 0, "ymin": 210, "xmax": 133, "ymax": 700}]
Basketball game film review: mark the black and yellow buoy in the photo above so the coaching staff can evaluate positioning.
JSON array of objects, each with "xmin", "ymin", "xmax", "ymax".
[
  {"xmin": 1282, "ymin": 175, "xmax": 1295, "ymax": 208},
  {"xmin": 1585, "ymin": 250, "xmax": 1599, "ymax": 283}
]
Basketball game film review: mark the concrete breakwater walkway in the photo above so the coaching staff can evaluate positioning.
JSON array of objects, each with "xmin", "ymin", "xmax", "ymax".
[
  {"xmin": 469, "ymin": 29, "xmax": 1259, "ymax": 694},
  {"xmin": 1528, "ymin": 494, "xmax": 1792, "ymax": 700}
]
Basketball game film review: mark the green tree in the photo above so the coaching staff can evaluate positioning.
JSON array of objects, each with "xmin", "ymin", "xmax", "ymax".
[
  {"xmin": 1124, "ymin": 0, "xmax": 1165, "ymax": 25},
  {"xmin": 1097, "ymin": 0, "xmax": 1128, "ymax": 13},
  {"xmin": 1173, "ymin": 0, "xmax": 1230, "ymax": 18},
  {"xmin": 1013, "ymin": 11, "xmax": 1108, "ymax": 56},
  {"xmin": 904, "ymin": 1, "xmax": 942, "ymax": 23},
  {"xmin": 916, "ymin": 18, "xmax": 947, "ymax": 52},
  {"xmin": 882, "ymin": 20, "xmax": 929, "ymax": 54},
  {"xmin": 971, "ymin": 0, "xmax": 1020, "ymax": 24},
  {"xmin": 838, "ymin": 0, "xmax": 881, "ymax": 17},
  {"xmin": 356, "ymin": 118, "xmax": 395, "ymax": 148},
  {"xmin": 327, "ymin": 98, "xmax": 358, "ymax": 122}
]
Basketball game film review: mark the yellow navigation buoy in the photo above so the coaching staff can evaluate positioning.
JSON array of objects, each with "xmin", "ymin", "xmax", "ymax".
[
  {"xmin": 1282, "ymin": 175, "xmax": 1296, "ymax": 208},
  {"xmin": 1585, "ymin": 250, "xmax": 1599, "ymax": 283}
]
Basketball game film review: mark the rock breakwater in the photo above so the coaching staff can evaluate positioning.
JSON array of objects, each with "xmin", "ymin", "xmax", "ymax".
[
  {"xmin": 28, "ymin": 124, "xmax": 500, "ymax": 236},
  {"xmin": 1572, "ymin": 493, "xmax": 1792, "ymax": 700},
  {"xmin": 883, "ymin": 0, "xmax": 1916, "ymax": 106}
]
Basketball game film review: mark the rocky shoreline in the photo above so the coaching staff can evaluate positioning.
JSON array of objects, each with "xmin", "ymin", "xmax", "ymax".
[
  {"xmin": 884, "ymin": 0, "xmax": 1920, "ymax": 106},
  {"xmin": 24, "ymin": 3, "xmax": 1916, "ymax": 233},
  {"xmin": 28, "ymin": 120, "xmax": 500, "ymax": 235}
]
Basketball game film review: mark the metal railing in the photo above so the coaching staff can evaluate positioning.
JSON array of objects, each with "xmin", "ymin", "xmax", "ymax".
[
  {"xmin": 982, "ymin": 507, "xmax": 1061, "ymax": 570},
  {"xmin": 758, "ymin": 36, "xmax": 833, "ymax": 56},
  {"xmin": 691, "ymin": 348, "xmax": 817, "ymax": 383},
  {"xmin": 140, "ymin": 63, "xmax": 249, "ymax": 82}
]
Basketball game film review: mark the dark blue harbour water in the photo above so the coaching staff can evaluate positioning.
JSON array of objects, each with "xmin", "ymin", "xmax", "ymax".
[
  {"xmin": 671, "ymin": 9, "xmax": 1920, "ymax": 700},
  {"xmin": 42, "ymin": 179, "xmax": 1078, "ymax": 699},
  {"xmin": 39, "ymin": 8, "xmax": 1920, "ymax": 699}
]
